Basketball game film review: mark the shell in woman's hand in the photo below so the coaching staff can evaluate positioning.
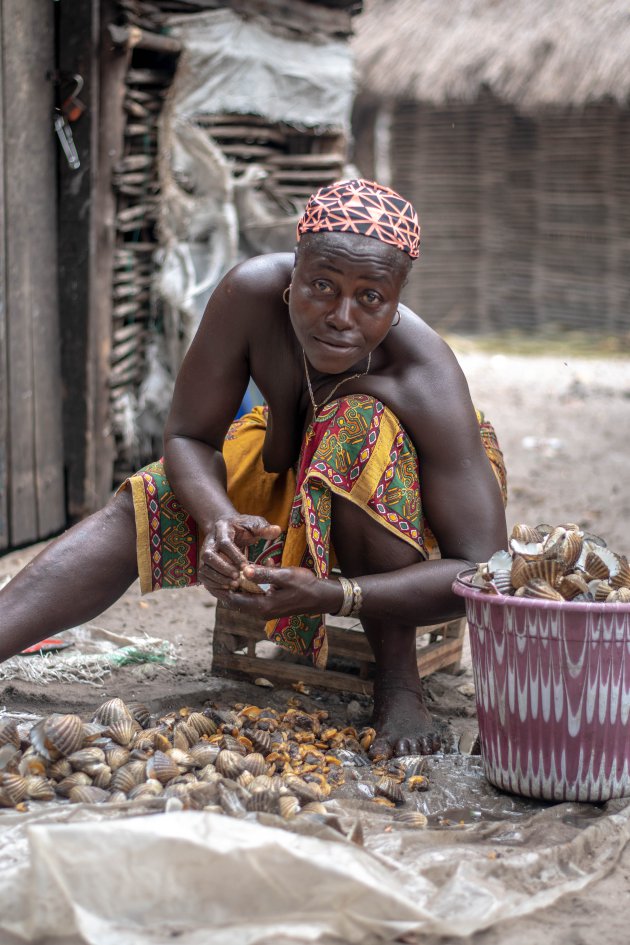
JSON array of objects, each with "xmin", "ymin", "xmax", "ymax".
[{"xmin": 238, "ymin": 571, "xmax": 265, "ymax": 594}]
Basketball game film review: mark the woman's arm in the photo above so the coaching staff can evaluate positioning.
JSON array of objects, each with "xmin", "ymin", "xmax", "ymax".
[
  {"xmin": 163, "ymin": 262, "xmax": 281, "ymax": 589},
  {"xmin": 360, "ymin": 337, "xmax": 508, "ymax": 620},
  {"xmin": 163, "ymin": 270, "xmax": 249, "ymax": 529}
]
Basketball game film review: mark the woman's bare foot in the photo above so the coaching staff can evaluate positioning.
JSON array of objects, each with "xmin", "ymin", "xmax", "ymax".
[{"xmin": 368, "ymin": 675, "xmax": 444, "ymax": 760}]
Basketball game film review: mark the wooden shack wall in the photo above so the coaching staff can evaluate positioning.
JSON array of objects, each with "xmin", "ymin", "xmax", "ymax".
[
  {"xmin": 391, "ymin": 101, "xmax": 484, "ymax": 332},
  {"xmin": 0, "ymin": 0, "xmax": 65, "ymax": 550},
  {"xmin": 357, "ymin": 96, "xmax": 630, "ymax": 335},
  {"xmin": 58, "ymin": 0, "xmax": 118, "ymax": 522}
]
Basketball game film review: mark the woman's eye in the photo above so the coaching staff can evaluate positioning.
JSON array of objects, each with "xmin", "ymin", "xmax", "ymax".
[
  {"xmin": 361, "ymin": 290, "xmax": 381, "ymax": 305},
  {"xmin": 313, "ymin": 281, "xmax": 333, "ymax": 293}
]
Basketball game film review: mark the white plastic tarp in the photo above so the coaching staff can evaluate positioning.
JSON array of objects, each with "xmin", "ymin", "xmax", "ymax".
[
  {"xmin": 1, "ymin": 792, "xmax": 629, "ymax": 944},
  {"xmin": 163, "ymin": 9, "xmax": 354, "ymax": 130}
]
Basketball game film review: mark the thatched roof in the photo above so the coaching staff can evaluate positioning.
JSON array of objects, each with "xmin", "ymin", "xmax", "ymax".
[{"xmin": 352, "ymin": 0, "xmax": 630, "ymax": 110}]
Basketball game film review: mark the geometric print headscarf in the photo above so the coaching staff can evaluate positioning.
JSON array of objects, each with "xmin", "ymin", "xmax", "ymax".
[{"xmin": 297, "ymin": 178, "xmax": 420, "ymax": 259}]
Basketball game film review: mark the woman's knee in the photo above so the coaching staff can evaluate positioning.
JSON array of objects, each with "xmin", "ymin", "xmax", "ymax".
[{"xmin": 102, "ymin": 485, "xmax": 136, "ymax": 534}]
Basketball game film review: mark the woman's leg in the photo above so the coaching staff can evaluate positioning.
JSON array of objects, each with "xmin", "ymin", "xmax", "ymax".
[
  {"xmin": 0, "ymin": 489, "xmax": 138, "ymax": 662},
  {"xmin": 331, "ymin": 493, "xmax": 443, "ymax": 759}
]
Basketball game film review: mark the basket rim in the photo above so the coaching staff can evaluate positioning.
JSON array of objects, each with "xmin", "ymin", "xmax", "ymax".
[{"xmin": 453, "ymin": 567, "xmax": 630, "ymax": 614}]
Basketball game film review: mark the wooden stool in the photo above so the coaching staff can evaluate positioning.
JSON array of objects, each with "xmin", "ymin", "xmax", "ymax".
[{"xmin": 211, "ymin": 604, "xmax": 466, "ymax": 696}]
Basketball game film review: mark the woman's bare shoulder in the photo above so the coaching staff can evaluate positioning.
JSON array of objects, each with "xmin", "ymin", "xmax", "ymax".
[
  {"xmin": 222, "ymin": 252, "xmax": 294, "ymax": 300},
  {"xmin": 391, "ymin": 306, "xmax": 465, "ymax": 384},
  {"xmin": 382, "ymin": 307, "xmax": 474, "ymax": 435},
  {"xmin": 192, "ymin": 253, "xmax": 294, "ymax": 343}
]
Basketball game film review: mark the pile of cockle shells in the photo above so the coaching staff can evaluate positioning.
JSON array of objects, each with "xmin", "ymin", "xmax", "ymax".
[
  {"xmin": 0, "ymin": 698, "xmax": 428, "ymax": 828},
  {"xmin": 473, "ymin": 523, "xmax": 630, "ymax": 603}
]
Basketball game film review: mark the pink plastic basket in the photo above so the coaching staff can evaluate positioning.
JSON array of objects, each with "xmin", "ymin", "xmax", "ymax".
[{"xmin": 453, "ymin": 570, "xmax": 630, "ymax": 801}]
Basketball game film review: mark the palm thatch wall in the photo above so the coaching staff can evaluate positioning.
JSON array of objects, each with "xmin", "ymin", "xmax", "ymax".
[{"xmin": 351, "ymin": 0, "xmax": 630, "ymax": 334}]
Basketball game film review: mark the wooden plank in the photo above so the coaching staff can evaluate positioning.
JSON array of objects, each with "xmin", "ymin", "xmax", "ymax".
[
  {"xmin": 230, "ymin": 0, "xmax": 354, "ymax": 37},
  {"xmin": 216, "ymin": 609, "xmax": 373, "ymax": 662},
  {"xmin": 3, "ymin": 0, "xmax": 64, "ymax": 544},
  {"xmin": 217, "ymin": 620, "xmax": 370, "ymax": 664},
  {"xmin": 0, "ymin": 6, "xmax": 7, "ymax": 549},
  {"xmin": 92, "ymin": 1, "xmax": 130, "ymax": 504},
  {"xmin": 213, "ymin": 634, "xmax": 464, "ymax": 693},
  {"xmin": 108, "ymin": 24, "xmax": 182, "ymax": 55},
  {"xmin": 217, "ymin": 607, "xmax": 464, "ymax": 657},
  {"xmin": 417, "ymin": 637, "xmax": 464, "ymax": 676},
  {"xmin": 212, "ymin": 650, "xmax": 374, "ymax": 696},
  {"xmin": 3, "ymin": 0, "xmax": 37, "ymax": 543},
  {"xmin": 58, "ymin": 0, "xmax": 98, "ymax": 519},
  {"xmin": 29, "ymin": 3, "xmax": 65, "ymax": 537},
  {"xmin": 213, "ymin": 605, "xmax": 466, "ymax": 693},
  {"xmin": 58, "ymin": 0, "xmax": 124, "ymax": 518}
]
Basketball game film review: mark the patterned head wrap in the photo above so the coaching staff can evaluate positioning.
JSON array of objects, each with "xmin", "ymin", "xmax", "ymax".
[{"xmin": 296, "ymin": 178, "xmax": 420, "ymax": 259}]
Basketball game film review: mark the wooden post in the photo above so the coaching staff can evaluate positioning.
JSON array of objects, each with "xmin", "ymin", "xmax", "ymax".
[
  {"xmin": 1, "ymin": 0, "xmax": 65, "ymax": 546},
  {"xmin": 58, "ymin": 0, "xmax": 122, "ymax": 521},
  {"xmin": 350, "ymin": 97, "xmax": 378, "ymax": 181},
  {"xmin": 373, "ymin": 102, "xmax": 393, "ymax": 187},
  {"xmin": 93, "ymin": 2, "xmax": 132, "ymax": 501},
  {"xmin": 58, "ymin": 0, "xmax": 101, "ymax": 520},
  {"xmin": 0, "ymin": 8, "xmax": 7, "ymax": 550}
]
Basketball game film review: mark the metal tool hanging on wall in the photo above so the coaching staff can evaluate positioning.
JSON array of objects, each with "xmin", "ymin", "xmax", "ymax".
[{"xmin": 52, "ymin": 73, "xmax": 85, "ymax": 170}]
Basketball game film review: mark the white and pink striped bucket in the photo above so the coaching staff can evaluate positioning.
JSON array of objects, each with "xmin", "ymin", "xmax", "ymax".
[{"xmin": 453, "ymin": 571, "xmax": 630, "ymax": 801}]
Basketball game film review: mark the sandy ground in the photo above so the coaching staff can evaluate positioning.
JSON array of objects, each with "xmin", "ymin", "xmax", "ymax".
[{"xmin": 0, "ymin": 347, "xmax": 629, "ymax": 943}]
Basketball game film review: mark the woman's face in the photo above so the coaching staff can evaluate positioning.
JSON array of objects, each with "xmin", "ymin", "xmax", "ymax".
[{"xmin": 289, "ymin": 232, "xmax": 409, "ymax": 375}]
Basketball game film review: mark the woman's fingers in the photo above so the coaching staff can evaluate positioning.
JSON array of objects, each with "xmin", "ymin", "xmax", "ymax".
[
  {"xmin": 233, "ymin": 518, "xmax": 282, "ymax": 546},
  {"xmin": 213, "ymin": 534, "xmax": 249, "ymax": 570},
  {"xmin": 199, "ymin": 517, "xmax": 283, "ymax": 602},
  {"xmin": 199, "ymin": 543, "xmax": 241, "ymax": 592},
  {"xmin": 201, "ymin": 534, "xmax": 244, "ymax": 576},
  {"xmin": 223, "ymin": 589, "xmax": 268, "ymax": 615},
  {"xmin": 198, "ymin": 568, "xmax": 237, "ymax": 594},
  {"xmin": 201, "ymin": 552, "xmax": 237, "ymax": 580},
  {"xmin": 242, "ymin": 564, "xmax": 293, "ymax": 590},
  {"xmin": 255, "ymin": 523, "xmax": 282, "ymax": 540}
]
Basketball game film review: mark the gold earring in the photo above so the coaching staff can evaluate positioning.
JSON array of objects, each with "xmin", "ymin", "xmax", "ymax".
[
  {"xmin": 391, "ymin": 309, "xmax": 401, "ymax": 327},
  {"xmin": 283, "ymin": 286, "xmax": 292, "ymax": 305}
]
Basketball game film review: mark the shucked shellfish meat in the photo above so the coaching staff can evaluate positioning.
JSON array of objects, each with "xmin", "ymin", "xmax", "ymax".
[{"xmin": 474, "ymin": 523, "xmax": 630, "ymax": 602}]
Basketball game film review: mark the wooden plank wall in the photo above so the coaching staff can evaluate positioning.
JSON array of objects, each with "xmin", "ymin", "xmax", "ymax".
[
  {"xmin": 95, "ymin": 2, "xmax": 132, "ymax": 491},
  {"xmin": 58, "ymin": 0, "xmax": 117, "ymax": 522},
  {"xmin": 0, "ymin": 0, "xmax": 65, "ymax": 549},
  {"xmin": 614, "ymin": 111, "xmax": 630, "ymax": 334},
  {"xmin": 536, "ymin": 105, "xmax": 613, "ymax": 332},
  {"xmin": 0, "ymin": 9, "xmax": 6, "ymax": 551},
  {"xmin": 392, "ymin": 101, "xmax": 482, "ymax": 332},
  {"xmin": 501, "ymin": 113, "xmax": 538, "ymax": 330}
]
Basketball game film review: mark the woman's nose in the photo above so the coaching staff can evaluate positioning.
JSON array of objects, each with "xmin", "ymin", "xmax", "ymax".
[{"xmin": 326, "ymin": 295, "xmax": 353, "ymax": 330}]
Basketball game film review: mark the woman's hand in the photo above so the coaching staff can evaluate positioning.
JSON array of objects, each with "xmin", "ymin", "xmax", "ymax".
[
  {"xmin": 215, "ymin": 562, "xmax": 344, "ymax": 621},
  {"xmin": 198, "ymin": 515, "xmax": 281, "ymax": 596}
]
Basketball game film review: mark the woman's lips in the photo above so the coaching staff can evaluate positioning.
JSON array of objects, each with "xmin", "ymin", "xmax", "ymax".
[{"xmin": 314, "ymin": 337, "xmax": 356, "ymax": 352}]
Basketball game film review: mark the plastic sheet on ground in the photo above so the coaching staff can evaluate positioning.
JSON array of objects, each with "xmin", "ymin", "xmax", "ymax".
[{"xmin": 1, "ymin": 756, "xmax": 629, "ymax": 944}]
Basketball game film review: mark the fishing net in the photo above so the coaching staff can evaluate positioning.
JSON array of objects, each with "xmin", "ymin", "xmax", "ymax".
[{"xmin": 0, "ymin": 624, "xmax": 175, "ymax": 686}]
